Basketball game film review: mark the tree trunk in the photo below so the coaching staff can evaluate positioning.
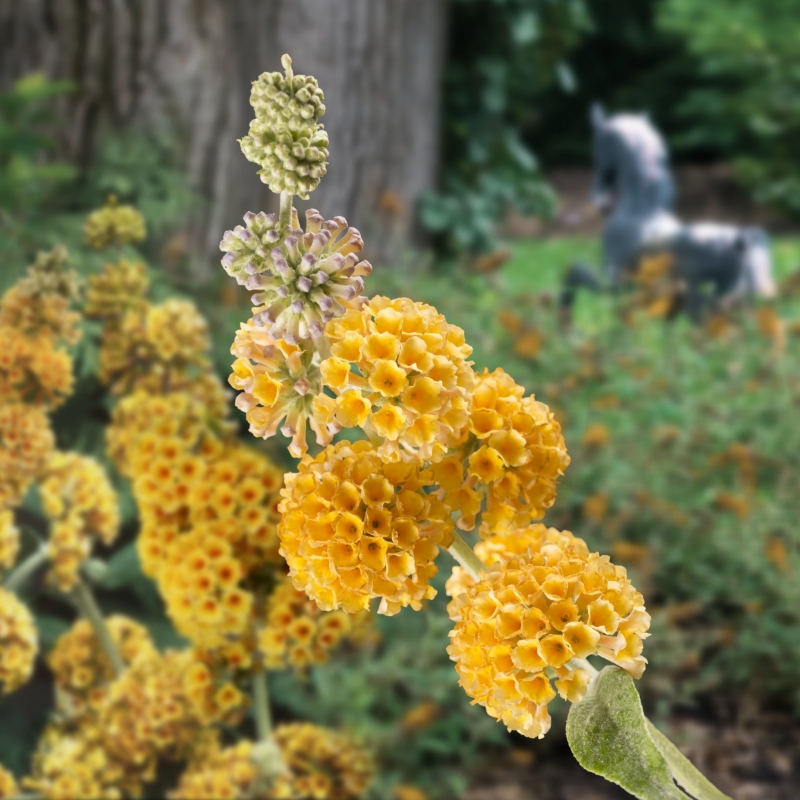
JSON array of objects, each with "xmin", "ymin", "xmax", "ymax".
[{"xmin": 0, "ymin": 0, "xmax": 447, "ymax": 275}]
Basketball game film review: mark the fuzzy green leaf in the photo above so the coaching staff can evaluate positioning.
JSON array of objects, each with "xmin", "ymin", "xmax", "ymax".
[
  {"xmin": 566, "ymin": 666, "xmax": 689, "ymax": 800},
  {"xmin": 646, "ymin": 720, "xmax": 732, "ymax": 800},
  {"xmin": 567, "ymin": 667, "xmax": 733, "ymax": 800}
]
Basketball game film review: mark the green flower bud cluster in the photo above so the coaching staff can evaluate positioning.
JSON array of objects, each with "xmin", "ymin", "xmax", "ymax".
[
  {"xmin": 220, "ymin": 207, "xmax": 372, "ymax": 344},
  {"xmin": 21, "ymin": 246, "xmax": 81, "ymax": 302},
  {"xmin": 239, "ymin": 55, "xmax": 329, "ymax": 199},
  {"xmin": 84, "ymin": 195, "xmax": 146, "ymax": 250}
]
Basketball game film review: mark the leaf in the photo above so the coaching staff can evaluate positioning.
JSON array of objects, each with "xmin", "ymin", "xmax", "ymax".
[
  {"xmin": 646, "ymin": 721, "xmax": 731, "ymax": 800},
  {"xmin": 567, "ymin": 667, "xmax": 732, "ymax": 800},
  {"xmin": 91, "ymin": 543, "xmax": 142, "ymax": 589},
  {"xmin": 567, "ymin": 666, "xmax": 689, "ymax": 800}
]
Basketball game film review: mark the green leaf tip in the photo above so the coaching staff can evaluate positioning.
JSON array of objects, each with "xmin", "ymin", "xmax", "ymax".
[{"xmin": 566, "ymin": 666, "xmax": 732, "ymax": 800}]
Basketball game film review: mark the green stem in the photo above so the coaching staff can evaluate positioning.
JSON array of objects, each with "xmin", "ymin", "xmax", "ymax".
[
  {"xmin": 278, "ymin": 191, "xmax": 294, "ymax": 230},
  {"xmin": 3, "ymin": 547, "xmax": 48, "ymax": 593},
  {"xmin": 72, "ymin": 577, "xmax": 124, "ymax": 676},
  {"xmin": 253, "ymin": 669, "xmax": 273, "ymax": 742},
  {"xmin": 447, "ymin": 531, "xmax": 485, "ymax": 581}
]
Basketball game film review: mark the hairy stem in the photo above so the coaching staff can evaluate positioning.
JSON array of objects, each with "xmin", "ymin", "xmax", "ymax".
[
  {"xmin": 72, "ymin": 577, "xmax": 125, "ymax": 676},
  {"xmin": 447, "ymin": 531, "xmax": 485, "ymax": 581},
  {"xmin": 3, "ymin": 547, "xmax": 48, "ymax": 593},
  {"xmin": 253, "ymin": 669, "xmax": 273, "ymax": 741},
  {"xmin": 278, "ymin": 191, "xmax": 294, "ymax": 230},
  {"xmin": 568, "ymin": 657, "xmax": 600, "ymax": 680}
]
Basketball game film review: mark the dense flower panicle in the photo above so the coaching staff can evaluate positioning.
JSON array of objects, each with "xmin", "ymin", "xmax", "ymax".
[
  {"xmin": 0, "ymin": 587, "xmax": 38, "ymax": 694},
  {"xmin": 446, "ymin": 525, "xmax": 650, "ymax": 739},
  {"xmin": 134, "ymin": 434, "xmax": 284, "ymax": 583},
  {"xmin": 229, "ymin": 320, "xmax": 334, "ymax": 457},
  {"xmin": 181, "ymin": 653, "xmax": 250, "ymax": 724},
  {"xmin": 0, "ymin": 250, "xmax": 82, "ymax": 346},
  {"xmin": 0, "ymin": 510, "xmax": 19, "ymax": 573},
  {"xmin": 259, "ymin": 576, "xmax": 375, "ymax": 671},
  {"xmin": 221, "ymin": 207, "xmax": 371, "ymax": 345},
  {"xmin": 320, "ymin": 297, "xmax": 475, "ymax": 463},
  {"xmin": 0, "ymin": 764, "xmax": 18, "ymax": 798},
  {"xmin": 25, "ymin": 718, "xmax": 140, "ymax": 800},
  {"xmin": 38, "ymin": 452, "xmax": 120, "ymax": 591},
  {"xmin": 0, "ymin": 327, "xmax": 74, "ymax": 408},
  {"xmin": 240, "ymin": 55, "xmax": 329, "ymax": 198},
  {"xmin": 84, "ymin": 196, "xmax": 146, "ymax": 249},
  {"xmin": 48, "ymin": 616, "xmax": 156, "ymax": 714},
  {"xmin": 101, "ymin": 650, "xmax": 220, "ymax": 773},
  {"xmin": 0, "ymin": 403, "xmax": 55, "ymax": 507},
  {"xmin": 98, "ymin": 298, "xmax": 212, "ymax": 395},
  {"xmin": 443, "ymin": 367, "xmax": 569, "ymax": 536},
  {"xmin": 83, "ymin": 260, "xmax": 150, "ymax": 321},
  {"xmin": 25, "ymin": 690, "xmax": 219, "ymax": 800},
  {"xmin": 278, "ymin": 440, "xmax": 454, "ymax": 615},
  {"xmin": 171, "ymin": 724, "xmax": 372, "ymax": 800},
  {"xmin": 106, "ymin": 388, "xmax": 231, "ymax": 478}
]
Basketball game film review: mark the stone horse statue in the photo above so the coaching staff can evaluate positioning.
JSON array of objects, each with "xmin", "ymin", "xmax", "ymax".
[{"xmin": 562, "ymin": 105, "xmax": 776, "ymax": 320}]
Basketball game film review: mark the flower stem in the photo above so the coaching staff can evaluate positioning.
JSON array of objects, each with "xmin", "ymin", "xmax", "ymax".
[
  {"xmin": 72, "ymin": 576, "xmax": 125, "ymax": 677},
  {"xmin": 278, "ymin": 191, "xmax": 294, "ymax": 230},
  {"xmin": 568, "ymin": 657, "xmax": 600, "ymax": 680},
  {"xmin": 253, "ymin": 669, "xmax": 273, "ymax": 742},
  {"xmin": 447, "ymin": 531, "xmax": 485, "ymax": 581},
  {"xmin": 3, "ymin": 547, "xmax": 48, "ymax": 593}
]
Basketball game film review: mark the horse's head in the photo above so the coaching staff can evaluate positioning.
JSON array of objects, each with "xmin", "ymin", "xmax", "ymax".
[{"xmin": 590, "ymin": 104, "xmax": 673, "ymax": 213}]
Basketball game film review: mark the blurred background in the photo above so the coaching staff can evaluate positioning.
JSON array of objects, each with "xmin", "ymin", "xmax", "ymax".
[{"xmin": 2, "ymin": 1, "xmax": 800, "ymax": 798}]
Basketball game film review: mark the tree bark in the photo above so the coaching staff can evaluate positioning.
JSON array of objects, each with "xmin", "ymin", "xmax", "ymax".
[{"xmin": 0, "ymin": 0, "xmax": 447, "ymax": 275}]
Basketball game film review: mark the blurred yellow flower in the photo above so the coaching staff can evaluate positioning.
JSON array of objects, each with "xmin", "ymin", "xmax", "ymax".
[{"xmin": 0, "ymin": 587, "xmax": 38, "ymax": 694}]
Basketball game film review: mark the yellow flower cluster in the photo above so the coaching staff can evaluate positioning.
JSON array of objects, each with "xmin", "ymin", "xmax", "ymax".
[
  {"xmin": 83, "ymin": 259, "xmax": 149, "ymax": 320},
  {"xmin": 279, "ymin": 440, "xmax": 454, "ymax": 615},
  {"xmin": 0, "ymin": 403, "xmax": 55, "ymax": 507},
  {"xmin": 48, "ymin": 616, "xmax": 155, "ymax": 714},
  {"xmin": 84, "ymin": 195, "xmax": 146, "ymax": 249},
  {"xmin": 0, "ymin": 327, "xmax": 74, "ymax": 408},
  {"xmin": 320, "ymin": 297, "xmax": 474, "ymax": 463},
  {"xmin": 259, "ymin": 576, "xmax": 375, "ymax": 671},
  {"xmin": 0, "ymin": 764, "xmax": 17, "ymax": 798},
  {"xmin": 27, "ymin": 649, "xmax": 220, "ymax": 800},
  {"xmin": 99, "ymin": 297, "xmax": 212, "ymax": 396},
  {"xmin": 0, "ymin": 587, "xmax": 38, "ymax": 694},
  {"xmin": 441, "ymin": 368, "xmax": 570, "ymax": 537},
  {"xmin": 446, "ymin": 525, "xmax": 650, "ymax": 738},
  {"xmin": 130, "ymin": 422, "xmax": 284, "ymax": 648},
  {"xmin": 0, "ymin": 246, "xmax": 82, "ymax": 346},
  {"xmin": 0, "ymin": 509, "xmax": 19, "ymax": 573},
  {"xmin": 38, "ymin": 452, "xmax": 120, "ymax": 591},
  {"xmin": 25, "ymin": 718, "xmax": 142, "ymax": 800},
  {"xmin": 230, "ymin": 320, "xmax": 328, "ymax": 458},
  {"xmin": 171, "ymin": 724, "xmax": 372, "ymax": 800},
  {"xmin": 182, "ymin": 655, "xmax": 249, "ymax": 724}
]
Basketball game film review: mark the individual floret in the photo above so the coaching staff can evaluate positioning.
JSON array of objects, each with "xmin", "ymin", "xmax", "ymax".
[
  {"xmin": 446, "ymin": 525, "xmax": 650, "ymax": 739},
  {"xmin": 38, "ymin": 452, "xmax": 120, "ymax": 592},
  {"xmin": 220, "ymin": 206, "xmax": 371, "ymax": 343},
  {"xmin": 320, "ymin": 297, "xmax": 474, "ymax": 463},
  {"xmin": 440, "ymin": 367, "xmax": 569, "ymax": 535},
  {"xmin": 84, "ymin": 195, "xmax": 146, "ymax": 249},
  {"xmin": 278, "ymin": 440, "xmax": 454, "ymax": 615},
  {"xmin": 0, "ymin": 587, "xmax": 38, "ymax": 694}
]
